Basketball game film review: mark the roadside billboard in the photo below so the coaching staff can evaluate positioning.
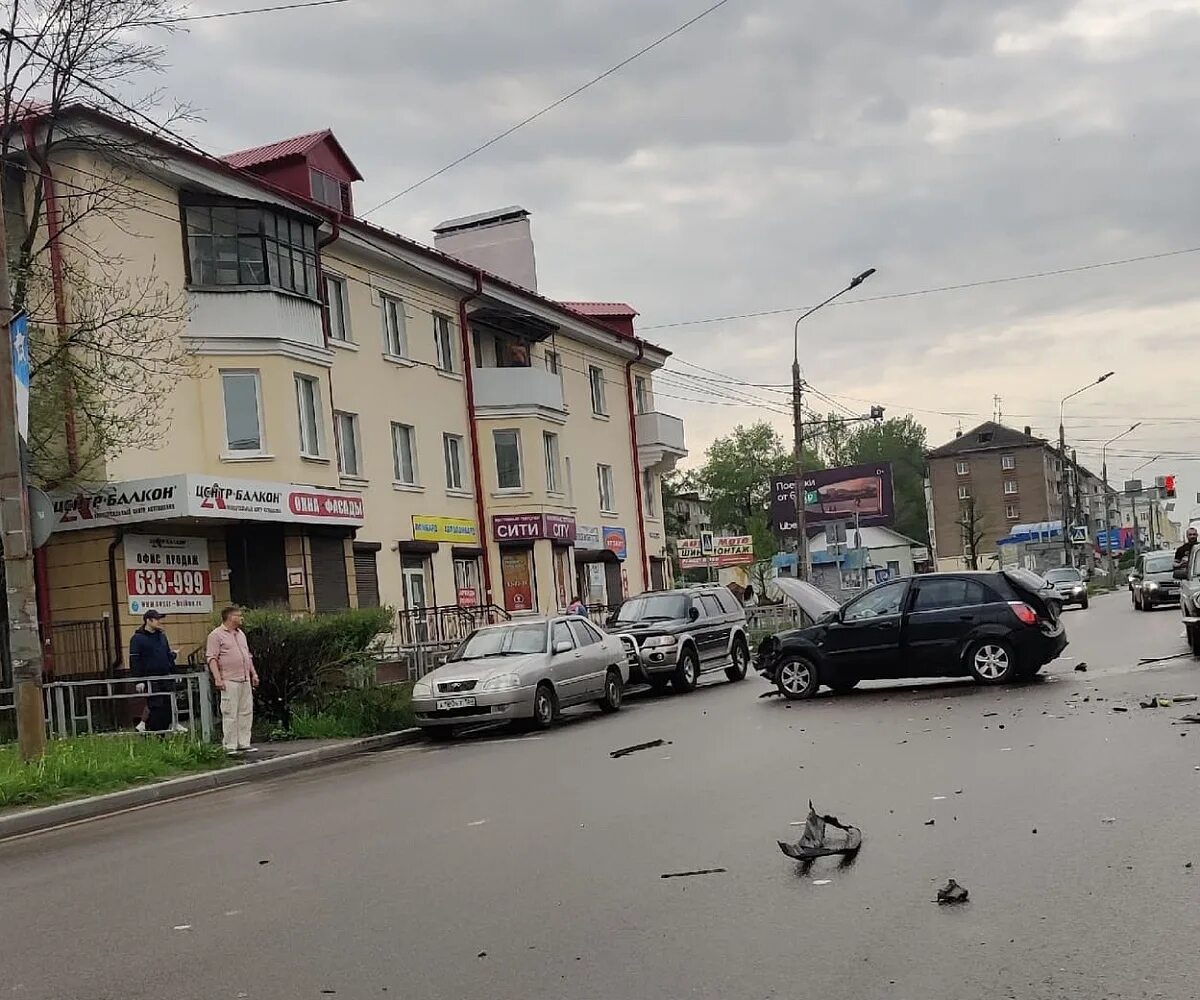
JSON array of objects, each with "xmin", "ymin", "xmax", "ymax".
[
  {"xmin": 770, "ymin": 462, "xmax": 895, "ymax": 532},
  {"xmin": 678, "ymin": 535, "xmax": 754, "ymax": 570}
]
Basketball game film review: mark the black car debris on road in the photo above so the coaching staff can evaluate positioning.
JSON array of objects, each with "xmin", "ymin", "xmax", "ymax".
[{"xmin": 756, "ymin": 571, "xmax": 1067, "ymax": 700}]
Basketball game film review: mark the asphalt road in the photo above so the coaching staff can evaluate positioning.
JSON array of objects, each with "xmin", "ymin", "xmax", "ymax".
[{"xmin": 4, "ymin": 592, "xmax": 1199, "ymax": 1000}]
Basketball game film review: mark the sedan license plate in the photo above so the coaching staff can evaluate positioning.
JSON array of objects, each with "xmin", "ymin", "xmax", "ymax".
[{"xmin": 435, "ymin": 696, "xmax": 476, "ymax": 711}]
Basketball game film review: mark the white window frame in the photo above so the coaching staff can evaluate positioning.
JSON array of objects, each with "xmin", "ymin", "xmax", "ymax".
[
  {"xmin": 325, "ymin": 274, "xmax": 351, "ymax": 343},
  {"xmin": 598, "ymin": 463, "xmax": 616, "ymax": 512},
  {"xmin": 1003, "ymin": 480, "xmax": 1018, "ymax": 495},
  {"xmin": 334, "ymin": 410, "xmax": 362, "ymax": 477},
  {"xmin": 543, "ymin": 431, "xmax": 561, "ymax": 493},
  {"xmin": 443, "ymin": 433, "xmax": 465, "ymax": 492},
  {"xmin": 391, "ymin": 422, "xmax": 419, "ymax": 485},
  {"xmin": 589, "ymin": 365, "xmax": 607, "ymax": 416},
  {"xmin": 433, "ymin": 313, "xmax": 455, "ymax": 372},
  {"xmin": 1001, "ymin": 454, "xmax": 1015, "ymax": 471},
  {"xmin": 643, "ymin": 468, "xmax": 656, "ymax": 517},
  {"xmin": 381, "ymin": 293, "xmax": 408, "ymax": 358},
  {"xmin": 955, "ymin": 460, "xmax": 970, "ymax": 476},
  {"xmin": 1005, "ymin": 503, "xmax": 1020, "ymax": 520},
  {"xmin": 219, "ymin": 369, "xmax": 265, "ymax": 455},
  {"xmin": 634, "ymin": 375, "xmax": 648, "ymax": 415},
  {"xmin": 957, "ymin": 484, "xmax": 970, "ymax": 500},
  {"xmin": 294, "ymin": 373, "xmax": 324, "ymax": 458},
  {"xmin": 494, "ymin": 429, "xmax": 523, "ymax": 491}
]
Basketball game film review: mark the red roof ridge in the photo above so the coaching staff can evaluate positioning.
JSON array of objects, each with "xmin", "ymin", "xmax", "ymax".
[
  {"xmin": 560, "ymin": 301, "xmax": 639, "ymax": 317},
  {"xmin": 222, "ymin": 128, "xmax": 363, "ymax": 181}
]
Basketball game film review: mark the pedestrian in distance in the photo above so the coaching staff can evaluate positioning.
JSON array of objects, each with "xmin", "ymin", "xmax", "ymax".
[
  {"xmin": 129, "ymin": 609, "xmax": 183, "ymax": 733},
  {"xmin": 1176, "ymin": 526, "xmax": 1198, "ymax": 574},
  {"xmin": 206, "ymin": 605, "xmax": 259, "ymax": 754},
  {"xmin": 567, "ymin": 594, "xmax": 588, "ymax": 617}
]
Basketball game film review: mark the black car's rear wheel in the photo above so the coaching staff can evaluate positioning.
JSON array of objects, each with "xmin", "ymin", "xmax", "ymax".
[
  {"xmin": 776, "ymin": 655, "xmax": 819, "ymax": 700},
  {"xmin": 968, "ymin": 639, "xmax": 1017, "ymax": 684},
  {"xmin": 725, "ymin": 636, "xmax": 750, "ymax": 682}
]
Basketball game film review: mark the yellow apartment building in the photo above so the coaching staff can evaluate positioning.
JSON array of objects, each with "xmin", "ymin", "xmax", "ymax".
[{"xmin": 7, "ymin": 107, "xmax": 686, "ymax": 670}]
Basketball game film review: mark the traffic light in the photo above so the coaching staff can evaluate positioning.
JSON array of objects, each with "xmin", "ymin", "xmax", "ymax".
[{"xmin": 1164, "ymin": 474, "xmax": 1176, "ymax": 499}]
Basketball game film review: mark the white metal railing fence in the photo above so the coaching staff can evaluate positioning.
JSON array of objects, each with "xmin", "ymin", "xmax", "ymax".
[{"xmin": 0, "ymin": 672, "xmax": 213, "ymax": 742}]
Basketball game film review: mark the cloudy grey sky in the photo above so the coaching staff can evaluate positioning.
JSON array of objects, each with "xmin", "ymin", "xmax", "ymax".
[{"xmin": 162, "ymin": 0, "xmax": 1199, "ymax": 523}]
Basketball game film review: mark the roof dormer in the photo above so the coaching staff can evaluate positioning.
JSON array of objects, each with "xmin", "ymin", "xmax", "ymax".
[{"xmin": 222, "ymin": 129, "xmax": 363, "ymax": 215}]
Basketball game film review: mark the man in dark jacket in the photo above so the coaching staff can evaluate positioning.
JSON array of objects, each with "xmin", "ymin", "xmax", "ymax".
[{"xmin": 129, "ymin": 610, "xmax": 180, "ymax": 733}]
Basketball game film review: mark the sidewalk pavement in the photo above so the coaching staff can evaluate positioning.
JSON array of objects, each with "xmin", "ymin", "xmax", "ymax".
[{"xmin": 0, "ymin": 728, "xmax": 425, "ymax": 841}]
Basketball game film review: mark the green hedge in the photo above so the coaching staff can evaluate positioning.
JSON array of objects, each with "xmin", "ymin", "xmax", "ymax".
[{"xmin": 285, "ymin": 683, "xmax": 414, "ymax": 739}]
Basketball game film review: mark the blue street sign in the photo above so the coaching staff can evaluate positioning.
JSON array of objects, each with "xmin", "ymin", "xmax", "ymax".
[{"xmin": 10, "ymin": 311, "xmax": 29, "ymax": 443}]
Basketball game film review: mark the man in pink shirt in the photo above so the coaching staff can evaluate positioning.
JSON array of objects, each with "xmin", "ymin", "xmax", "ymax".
[{"xmin": 206, "ymin": 605, "xmax": 259, "ymax": 753}]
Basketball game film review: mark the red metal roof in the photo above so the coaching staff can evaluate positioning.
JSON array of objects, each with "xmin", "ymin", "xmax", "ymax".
[
  {"xmin": 560, "ymin": 301, "xmax": 639, "ymax": 318},
  {"xmin": 222, "ymin": 128, "xmax": 364, "ymax": 180}
]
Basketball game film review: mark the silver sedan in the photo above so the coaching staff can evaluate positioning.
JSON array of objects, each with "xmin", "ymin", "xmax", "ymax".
[{"xmin": 411, "ymin": 616, "xmax": 635, "ymax": 739}]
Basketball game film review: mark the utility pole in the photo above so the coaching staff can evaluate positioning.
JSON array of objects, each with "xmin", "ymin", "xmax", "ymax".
[
  {"xmin": 1059, "ymin": 372, "xmax": 1114, "ymax": 568},
  {"xmin": 0, "ymin": 179, "xmax": 47, "ymax": 759},
  {"xmin": 1100, "ymin": 422, "xmax": 1140, "ymax": 584},
  {"xmin": 790, "ymin": 268, "xmax": 876, "ymax": 581}
]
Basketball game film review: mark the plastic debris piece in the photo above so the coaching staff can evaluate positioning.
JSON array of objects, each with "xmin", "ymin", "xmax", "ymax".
[
  {"xmin": 172, "ymin": 924, "xmax": 192, "ymax": 931},
  {"xmin": 1174, "ymin": 694, "xmax": 1199, "ymax": 703},
  {"xmin": 1112, "ymin": 706, "xmax": 1129, "ymax": 713},
  {"xmin": 983, "ymin": 712, "xmax": 999, "ymax": 717},
  {"xmin": 1075, "ymin": 662, "xmax": 1088, "ymax": 672},
  {"xmin": 1101, "ymin": 817, "xmax": 1117, "ymax": 824},
  {"xmin": 924, "ymin": 819, "xmax": 936, "ymax": 826},
  {"xmin": 778, "ymin": 802, "xmax": 863, "ymax": 861},
  {"xmin": 610, "ymin": 739, "xmax": 670, "ymax": 758},
  {"xmin": 1174, "ymin": 714, "xmax": 1200, "ymax": 725},
  {"xmin": 936, "ymin": 879, "xmax": 969, "ymax": 905},
  {"xmin": 812, "ymin": 879, "xmax": 833, "ymax": 885},
  {"xmin": 476, "ymin": 953, "xmax": 487, "ymax": 960},
  {"xmin": 660, "ymin": 868, "xmax": 727, "ymax": 879}
]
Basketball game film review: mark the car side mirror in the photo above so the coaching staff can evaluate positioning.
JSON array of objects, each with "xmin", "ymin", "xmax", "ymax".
[
  {"xmin": 553, "ymin": 640, "xmax": 573, "ymax": 654},
  {"xmin": 688, "ymin": 606, "xmax": 700, "ymax": 622}
]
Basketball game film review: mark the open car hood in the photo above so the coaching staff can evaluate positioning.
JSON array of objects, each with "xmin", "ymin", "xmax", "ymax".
[{"xmin": 772, "ymin": 578, "xmax": 840, "ymax": 620}]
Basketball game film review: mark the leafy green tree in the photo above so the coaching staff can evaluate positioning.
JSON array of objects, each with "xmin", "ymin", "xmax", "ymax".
[{"xmin": 842, "ymin": 415, "xmax": 930, "ymax": 545}]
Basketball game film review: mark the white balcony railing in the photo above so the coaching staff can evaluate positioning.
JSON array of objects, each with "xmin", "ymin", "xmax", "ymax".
[
  {"xmin": 473, "ymin": 366, "xmax": 566, "ymax": 416},
  {"xmin": 184, "ymin": 288, "xmax": 327, "ymax": 359},
  {"xmin": 636, "ymin": 410, "xmax": 687, "ymax": 472}
]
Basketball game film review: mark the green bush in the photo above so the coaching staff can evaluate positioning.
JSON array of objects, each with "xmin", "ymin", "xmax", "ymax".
[
  {"xmin": 0, "ymin": 735, "xmax": 228, "ymax": 809},
  {"xmin": 285, "ymin": 683, "xmax": 414, "ymax": 740},
  {"xmin": 240, "ymin": 606, "xmax": 394, "ymax": 727}
]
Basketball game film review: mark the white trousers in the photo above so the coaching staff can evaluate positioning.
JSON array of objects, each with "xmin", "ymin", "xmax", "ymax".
[{"xmin": 220, "ymin": 679, "xmax": 254, "ymax": 750}]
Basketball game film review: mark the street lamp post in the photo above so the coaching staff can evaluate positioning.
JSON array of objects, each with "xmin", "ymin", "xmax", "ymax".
[
  {"xmin": 1058, "ymin": 372, "xmax": 1114, "ymax": 564},
  {"xmin": 791, "ymin": 268, "xmax": 876, "ymax": 580},
  {"xmin": 1100, "ymin": 421, "xmax": 1140, "ymax": 581}
]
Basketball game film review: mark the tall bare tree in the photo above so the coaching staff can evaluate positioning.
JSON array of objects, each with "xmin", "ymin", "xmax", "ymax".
[
  {"xmin": 1, "ymin": 0, "xmax": 198, "ymax": 488},
  {"xmin": 955, "ymin": 496, "xmax": 988, "ymax": 571}
]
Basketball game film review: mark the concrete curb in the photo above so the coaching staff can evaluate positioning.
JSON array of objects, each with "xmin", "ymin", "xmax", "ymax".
[{"xmin": 0, "ymin": 728, "xmax": 426, "ymax": 841}]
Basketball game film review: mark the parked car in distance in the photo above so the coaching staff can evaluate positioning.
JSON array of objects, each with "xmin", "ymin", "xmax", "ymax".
[
  {"xmin": 411, "ymin": 617, "xmax": 635, "ymax": 738},
  {"xmin": 1130, "ymin": 550, "xmax": 1180, "ymax": 611},
  {"xmin": 613, "ymin": 586, "xmax": 750, "ymax": 692},
  {"xmin": 755, "ymin": 571, "xmax": 1067, "ymax": 700},
  {"xmin": 1043, "ymin": 566, "xmax": 1089, "ymax": 610},
  {"xmin": 1178, "ymin": 545, "xmax": 1200, "ymax": 656}
]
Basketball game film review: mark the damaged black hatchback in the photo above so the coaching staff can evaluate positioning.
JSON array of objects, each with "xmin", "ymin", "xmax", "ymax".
[{"xmin": 756, "ymin": 571, "xmax": 1067, "ymax": 699}]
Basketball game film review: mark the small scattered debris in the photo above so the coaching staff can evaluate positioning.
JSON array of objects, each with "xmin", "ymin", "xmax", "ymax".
[
  {"xmin": 778, "ymin": 802, "xmax": 862, "ymax": 860},
  {"xmin": 1101, "ymin": 817, "xmax": 1117, "ymax": 824},
  {"xmin": 983, "ymin": 712, "xmax": 999, "ymax": 718},
  {"xmin": 998, "ymin": 724, "xmax": 1005, "ymax": 730},
  {"xmin": 812, "ymin": 879, "xmax": 833, "ymax": 886},
  {"xmin": 924, "ymin": 819, "xmax": 936, "ymax": 827},
  {"xmin": 320, "ymin": 992, "xmax": 337, "ymax": 996},
  {"xmin": 936, "ymin": 879, "xmax": 969, "ymax": 905},
  {"xmin": 172, "ymin": 924, "xmax": 192, "ymax": 931},
  {"xmin": 224, "ymin": 910, "xmax": 241, "ymax": 917},
  {"xmin": 468, "ymin": 819, "xmax": 488, "ymax": 827},
  {"xmin": 660, "ymin": 868, "xmax": 726, "ymax": 879},
  {"xmin": 932, "ymin": 795, "xmax": 947, "ymax": 801},
  {"xmin": 1174, "ymin": 714, "xmax": 1200, "ymax": 725},
  {"xmin": 1186, "ymin": 862, "xmax": 1193, "ymax": 869},
  {"xmin": 1139, "ymin": 654, "xmax": 1184, "ymax": 665},
  {"xmin": 1141, "ymin": 697, "xmax": 1171, "ymax": 709},
  {"xmin": 758, "ymin": 690, "xmax": 781, "ymax": 698},
  {"xmin": 1175, "ymin": 694, "xmax": 1199, "ymax": 703},
  {"xmin": 258, "ymin": 859, "xmax": 270, "ymax": 865},
  {"xmin": 476, "ymin": 953, "xmax": 487, "ymax": 960},
  {"xmin": 955, "ymin": 789, "xmax": 963, "ymax": 795},
  {"xmin": 1074, "ymin": 662, "xmax": 1088, "ymax": 672},
  {"xmin": 1032, "ymin": 828, "xmax": 1038, "ymax": 835},
  {"xmin": 610, "ymin": 739, "xmax": 671, "ymax": 758},
  {"xmin": 1112, "ymin": 706, "xmax": 1129, "ymax": 713}
]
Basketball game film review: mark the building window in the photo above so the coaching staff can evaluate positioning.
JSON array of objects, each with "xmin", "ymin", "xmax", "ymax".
[
  {"xmin": 391, "ymin": 422, "xmax": 418, "ymax": 485},
  {"xmin": 433, "ymin": 313, "xmax": 455, "ymax": 372},
  {"xmin": 1003, "ymin": 480, "xmax": 1018, "ymax": 495},
  {"xmin": 294, "ymin": 374, "xmax": 324, "ymax": 457},
  {"xmin": 598, "ymin": 463, "xmax": 616, "ymax": 512},
  {"xmin": 220, "ymin": 370, "xmax": 263, "ymax": 453},
  {"xmin": 643, "ymin": 469, "xmax": 656, "ymax": 516},
  {"xmin": 589, "ymin": 365, "xmax": 607, "ymax": 415},
  {"xmin": 1005, "ymin": 503, "xmax": 1020, "ymax": 520},
  {"xmin": 955, "ymin": 460, "xmax": 970, "ymax": 476},
  {"xmin": 334, "ymin": 411, "xmax": 361, "ymax": 477},
  {"xmin": 543, "ymin": 432, "xmax": 561, "ymax": 493},
  {"xmin": 957, "ymin": 484, "xmax": 970, "ymax": 500},
  {"xmin": 545, "ymin": 350, "xmax": 561, "ymax": 375},
  {"xmin": 309, "ymin": 168, "xmax": 348, "ymax": 212},
  {"xmin": 634, "ymin": 376, "xmax": 648, "ymax": 415},
  {"xmin": 184, "ymin": 202, "xmax": 319, "ymax": 298},
  {"xmin": 325, "ymin": 274, "xmax": 350, "ymax": 342},
  {"xmin": 1001, "ymin": 454, "xmax": 1015, "ymax": 471},
  {"xmin": 494, "ymin": 429, "xmax": 522, "ymax": 490},
  {"xmin": 443, "ymin": 433, "xmax": 465, "ymax": 491},
  {"xmin": 381, "ymin": 294, "xmax": 408, "ymax": 357}
]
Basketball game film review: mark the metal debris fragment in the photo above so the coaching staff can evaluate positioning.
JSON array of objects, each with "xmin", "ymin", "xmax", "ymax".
[
  {"xmin": 778, "ymin": 802, "xmax": 862, "ymax": 860},
  {"xmin": 1174, "ymin": 715, "xmax": 1200, "ymax": 725},
  {"xmin": 1074, "ymin": 662, "xmax": 1088, "ymax": 672},
  {"xmin": 660, "ymin": 868, "xmax": 727, "ymax": 879},
  {"xmin": 936, "ymin": 879, "xmax": 969, "ymax": 905},
  {"xmin": 610, "ymin": 739, "xmax": 671, "ymax": 758}
]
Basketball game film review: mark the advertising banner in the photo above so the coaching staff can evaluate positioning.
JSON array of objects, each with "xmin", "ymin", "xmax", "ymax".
[
  {"xmin": 123, "ymin": 534, "xmax": 213, "ymax": 615},
  {"xmin": 678, "ymin": 535, "xmax": 754, "ymax": 569},
  {"xmin": 602, "ymin": 526, "xmax": 627, "ymax": 560},
  {"xmin": 412, "ymin": 515, "xmax": 479, "ymax": 545},
  {"xmin": 575, "ymin": 524, "xmax": 603, "ymax": 550},
  {"xmin": 501, "ymin": 550, "xmax": 533, "ymax": 612},
  {"xmin": 770, "ymin": 462, "xmax": 895, "ymax": 531},
  {"xmin": 492, "ymin": 512, "xmax": 577, "ymax": 543}
]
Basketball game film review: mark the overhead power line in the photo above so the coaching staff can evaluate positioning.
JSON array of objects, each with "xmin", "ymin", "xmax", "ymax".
[
  {"xmin": 141, "ymin": 0, "xmax": 351, "ymax": 24},
  {"xmin": 362, "ymin": 0, "xmax": 736, "ymax": 214},
  {"xmin": 640, "ymin": 246, "xmax": 1200, "ymax": 330}
]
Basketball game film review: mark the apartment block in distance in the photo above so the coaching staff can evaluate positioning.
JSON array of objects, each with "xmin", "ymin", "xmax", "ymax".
[{"xmin": 8, "ymin": 107, "xmax": 686, "ymax": 669}]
